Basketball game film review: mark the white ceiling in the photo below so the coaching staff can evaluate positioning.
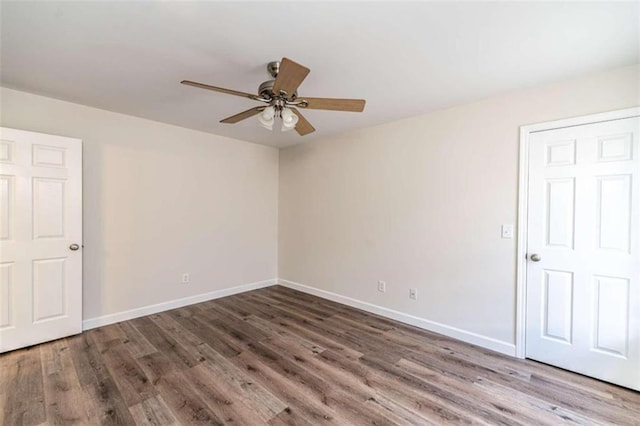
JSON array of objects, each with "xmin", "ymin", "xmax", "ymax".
[{"xmin": 1, "ymin": 2, "xmax": 638, "ymax": 148}]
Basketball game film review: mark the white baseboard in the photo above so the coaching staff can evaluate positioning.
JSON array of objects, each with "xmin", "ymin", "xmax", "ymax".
[
  {"xmin": 277, "ymin": 278, "xmax": 516, "ymax": 357},
  {"xmin": 83, "ymin": 276, "xmax": 516, "ymax": 357},
  {"xmin": 82, "ymin": 278, "xmax": 277, "ymax": 330}
]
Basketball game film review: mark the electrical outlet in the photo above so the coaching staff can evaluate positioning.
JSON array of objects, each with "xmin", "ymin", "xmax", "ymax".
[
  {"xmin": 378, "ymin": 280, "xmax": 386, "ymax": 293},
  {"xmin": 409, "ymin": 288, "xmax": 417, "ymax": 300},
  {"xmin": 182, "ymin": 273, "xmax": 190, "ymax": 283}
]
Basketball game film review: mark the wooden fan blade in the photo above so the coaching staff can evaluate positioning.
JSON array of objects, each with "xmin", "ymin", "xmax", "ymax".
[
  {"xmin": 272, "ymin": 58, "xmax": 310, "ymax": 97},
  {"xmin": 290, "ymin": 108, "xmax": 315, "ymax": 136},
  {"xmin": 300, "ymin": 97, "xmax": 366, "ymax": 112},
  {"xmin": 220, "ymin": 107, "xmax": 264, "ymax": 124},
  {"xmin": 181, "ymin": 80, "xmax": 257, "ymax": 100}
]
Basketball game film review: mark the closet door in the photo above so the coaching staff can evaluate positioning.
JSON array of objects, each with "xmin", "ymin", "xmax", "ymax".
[{"xmin": 0, "ymin": 127, "xmax": 82, "ymax": 352}]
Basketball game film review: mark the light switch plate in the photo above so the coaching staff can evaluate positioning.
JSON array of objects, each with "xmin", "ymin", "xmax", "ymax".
[{"xmin": 501, "ymin": 224, "xmax": 514, "ymax": 239}]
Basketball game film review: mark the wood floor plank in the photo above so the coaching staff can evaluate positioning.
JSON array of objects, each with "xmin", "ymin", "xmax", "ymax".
[
  {"xmin": 174, "ymin": 303, "xmax": 208, "ymax": 317},
  {"xmin": 167, "ymin": 309, "xmax": 245, "ymax": 358},
  {"xmin": 206, "ymin": 314, "xmax": 270, "ymax": 344},
  {"xmin": 223, "ymin": 296, "xmax": 280, "ymax": 321},
  {"xmin": 211, "ymin": 296, "xmax": 256, "ymax": 319},
  {"xmin": 40, "ymin": 339, "xmax": 94, "ymax": 424},
  {"xmin": 363, "ymin": 393, "xmax": 439, "ymax": 426},
  {"xmin": 197, "ymin": 359, "xmax": 288, "ymax": 423},
  {"xmin": 190, "ymin": 304, "xmax": 267, "ymax": 344},
  {"xmin": 128, "ymin": 394, "xmax": 179, "ymax": 425},
  {"xmin": 148, "ymin": 313, "xmax": 211, "ymax": 363},
  {"xmin": 2, "ymin": 347, "xmax": 46, "ymax": 426},
  {"xmin": 89, "ymin": 323, "xmax": 127, "ymax": 353},
  {"xmin": 101, "ymin": 341, "xmax": 158, "ymax": 406},
  {"xmin": 83, "ymin": 376, "xmax": 137, "ymax": 425},
  {"xmin": 252, "ymin": 293, "xmax": 331, "ymax": 324},
  {"xmin": 243, "ymin": 315, "xmax": 326, "ymax": 355},
  {"xmin": 259, "ymin": 290, "xmax": 345, "ymax": 319},
  {"xmin": 67, "ymin": 333, "xmax": 136, "ymax": 424},
  {"xmin": 1, "ymin": 285, "xmax": 637, "ymax": 425},
  {"xmin": 182, "ymin": 364, "xmax": 267, "ymax": 425},
  {"xmin": 267, "ymin": 408, "xmax": 317, "ymax": 426},
  {"xmin": 118, "ymin": 320, "xmax": 157, "ymax": 358},
  {"xmin": 275, "ymin": 317, "xmax": 364, "ymax": 360},
  {"xmin": 0, "ymin": 352, "xmax": 10, "ymax": 425},
  {"xmin": 136, "ymin": 351, "xmax": 182, "ymax": 387},
  {"xmin": 67, "ymin": 332, "xmax": 112, "ymax": 386},
  {"xmin": 152, "ymin": 370, "xmax": 225, "ymax": 425},
  {"xmin": 130, "ymin": 316, "xmax": 201, "ymax": 369},
  {"xmin": 231, "ymin": 351, "xmax": 342, "ymax": 424},
  {"xmin": 40, "ymin": 338, "xmax": 68, "ymax": 376}
]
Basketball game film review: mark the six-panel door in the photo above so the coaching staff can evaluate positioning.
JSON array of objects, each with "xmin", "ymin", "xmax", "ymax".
[
  {"xmin": 0, "ymin": 127, "xmax": 82, "ymax": 353},
  {"xmin": 526, "ymin": 117, "xmax": 640, "ymax": 391}
]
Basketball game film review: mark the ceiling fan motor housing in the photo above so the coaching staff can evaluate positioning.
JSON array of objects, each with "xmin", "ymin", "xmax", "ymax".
[
  {"xmin": 258, "ymin": 79, "xmax": 297, "ymax": 101},
  {"xmin": 258, "ymin": 80, "xmax": 276, "ymax": 98}
]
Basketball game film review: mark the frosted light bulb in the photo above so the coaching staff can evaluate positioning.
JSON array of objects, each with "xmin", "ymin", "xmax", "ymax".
[
  {"xmin": 258, "ymin": 106, "xmax": 275, "ymax": 130},
  {"xmin": 261, "ymin": 106, "xmax": 275, "ymax": 120},
  {"xmin": 280, "ymin": 108, "xmax": 299, "ymax": 132}
]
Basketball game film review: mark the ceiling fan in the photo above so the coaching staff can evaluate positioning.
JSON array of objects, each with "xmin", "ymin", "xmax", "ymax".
[{"xmin": 181, "ymin": 57, "xmax": 366, "ymax": 136}]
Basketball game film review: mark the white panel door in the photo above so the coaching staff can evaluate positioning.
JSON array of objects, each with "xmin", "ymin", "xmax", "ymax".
[
  {"xmin": 526, "ymin": 117, "xmax": 640, "ymax": 390},
  {"xmin": 0, "ymin": 127, "xmax": 82, "ymax": 353}
]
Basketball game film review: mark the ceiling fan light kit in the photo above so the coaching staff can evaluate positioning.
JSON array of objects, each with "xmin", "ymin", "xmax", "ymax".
[
  {"xmin": 181, "ymin": 57, "xmax": 366, "ymax": 136},
  {"xmin": 257, "ymin": 102, "xmax": 299, "ymax": 132}
]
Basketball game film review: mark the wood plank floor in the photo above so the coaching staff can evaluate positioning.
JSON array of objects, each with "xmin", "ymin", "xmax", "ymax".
[{"xmin": 1, "ymin": 285, "xmax": 639, "ymax": 425}]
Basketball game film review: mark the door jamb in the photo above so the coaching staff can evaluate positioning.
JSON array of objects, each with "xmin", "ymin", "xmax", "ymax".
[{"xmin": 515, "ymin": 106, "xmax": 640, "ymax": 359}]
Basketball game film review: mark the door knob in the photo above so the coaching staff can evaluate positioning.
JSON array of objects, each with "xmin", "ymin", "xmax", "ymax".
[
  {"xmin": 69, "ymin": 244, "xmax": 80, "ymax": 251},
  {"xmin": 529, "ymin": 253, "xmax": 541, "ymax": 262}
]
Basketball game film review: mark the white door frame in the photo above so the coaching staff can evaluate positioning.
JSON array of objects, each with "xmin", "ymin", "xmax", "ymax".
[{"xmin": 515, "ymin": 106, "xmax": 640, "ymax": 359}]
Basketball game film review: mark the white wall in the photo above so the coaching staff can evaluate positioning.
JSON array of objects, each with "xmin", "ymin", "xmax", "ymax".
[
  {"xmin": 278, "ymin": 64, "xmax": 640, "ymax": 349},
  {"xmin": 1, "ymin": 88, "xmax": 279, "ymax": 322}
]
